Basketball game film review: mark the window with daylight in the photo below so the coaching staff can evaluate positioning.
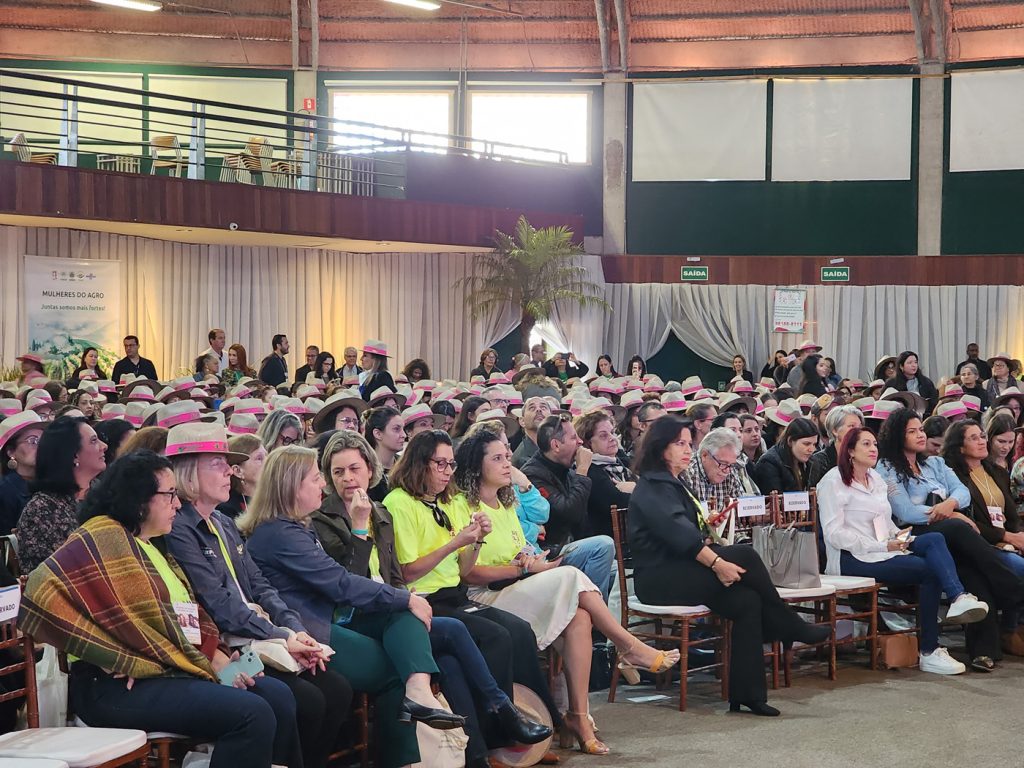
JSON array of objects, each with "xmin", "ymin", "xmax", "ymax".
[
  {"xmin": 468, "ymin": 91, "xmax": 590, "ymax": 163},
  {"xmin": 329, "ymin": 90, "xmax": 453, "ymax": 152}
]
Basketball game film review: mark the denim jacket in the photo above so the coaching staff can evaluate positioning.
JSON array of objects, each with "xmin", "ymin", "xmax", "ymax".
[{"xmin": 876, "ymin": 457, "xmax": 971, "ymax": 526}]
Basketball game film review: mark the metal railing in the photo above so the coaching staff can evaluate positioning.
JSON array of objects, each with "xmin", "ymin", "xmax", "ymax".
[{"xmin": 0, "ymin": 70, "xmax": 569, "ymax": 199}]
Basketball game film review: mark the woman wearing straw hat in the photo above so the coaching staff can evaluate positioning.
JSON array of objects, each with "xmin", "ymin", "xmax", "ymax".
[
  {"xmin": 18, "ymin": 415, "xmax": 108, "ymax": 572},
  {"xmin": 312, "ymin": 389, "xmax": 367, "ymax": 436},
  {"xmin": 359, "ymin": 340, "xmax": 396, "ymax": 401},
  {"xmin": 15, "ymin": 352, "xmax": 45, "ymax": 384},
  {"xmin": 241, "ymin": 445, "xmax": 468, "ymax": 768},
  {"xmin": 0, "ymin": 410, "xmax": 45, "ymax": 535},
  {"xmin": 164, "ymin": 422, "xmax": 355, "ymax": 768},
  {"xmin": 985, "ymin": 353, "xmax": 1020, "ymax": 401}
]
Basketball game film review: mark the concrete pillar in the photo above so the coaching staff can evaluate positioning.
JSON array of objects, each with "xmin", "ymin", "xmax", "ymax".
[
  {"xmin": 917, "ymin": 63, "xmax": 945, "ymax": 256},
  {"xmin": 601, "ymin": 72, "xmax": 628, "ymax": 255},
  {"xmin": 292, "ymin": 70, "xmax": 317, "ymax": 113}
]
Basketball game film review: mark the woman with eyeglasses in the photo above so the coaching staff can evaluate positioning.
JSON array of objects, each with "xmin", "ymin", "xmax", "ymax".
[
  {"xmin": 18, "ymin": 415, "xmax": 107, "ymax": 573},
  {"xmin": 364, "ymin": 406, "xmax": 405, "ymax": 503},
  {"xmin": 629, "ymin": 415, "xmax": 830, "ymax": 716},
  {"xmin": 242, "ymin": 445, "xmax": 467, "ymax": 768},
  {"xmin": 452, "ymin": 429, "xmax": 679, "ymax": 754},
  {"xmin": 164, "ymin": 423, "xmax": 352, "ymax": 768},
  {"xmin": 257, "ymin": 409, "xmax": 303, "ymax": 452},
  {"xmin": 384, "ymin": 430, "xmax": 564, "ymax": 736},
  {"xmin": 312, "ymin": 430, "xmax": 551, "ymax": 768},
  {"xmin": 470, "ymin": 348, "xmax": 501, "ymax": 382},
  {"xmin": 20, "ymin": 450, "xmax": 301, "ymax": 768}
]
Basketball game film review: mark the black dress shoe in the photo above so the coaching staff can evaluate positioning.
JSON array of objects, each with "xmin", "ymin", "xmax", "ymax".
[
  {"xmin": 495, "ymin": 700, "xmax": 553, "ymax": 745},
  {"xmin": 729, "ymin": 701, "xmax": 780, "ymax": 717},
  {"xmin": 793, "ymin": 623, "xmax": 831, "ymax": 646},
  {"xmin": 398, "ymin": 697, "xmax": 467, "ymax": 730}
]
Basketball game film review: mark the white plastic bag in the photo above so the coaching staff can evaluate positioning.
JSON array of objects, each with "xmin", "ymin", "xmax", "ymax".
[{"xmin": 36, "ymin": 644, "xmax": 68, "ymax": 728}]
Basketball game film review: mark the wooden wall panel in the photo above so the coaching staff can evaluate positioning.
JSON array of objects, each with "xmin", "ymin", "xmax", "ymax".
[
  {"xmin": 601, "ymin": 254, "xmax": 1024, "ymax": 285},
  {"xmin": 0, "ymin": 162, "xmax": 584, "ymax": 248}
]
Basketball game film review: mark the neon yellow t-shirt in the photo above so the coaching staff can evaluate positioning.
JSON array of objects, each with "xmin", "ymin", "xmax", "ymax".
[
  {"xmin": 136, "ymin": 538, "xmax": 191, "ymax": 604},
  {"xmin": 208, "ymin": 518, "xmax": 239, "ymax": 582},
  {"xmin": 384, "ymin": 487, "xmax": 461, "ymax": 595},
  {"xmin": 448, "ymin": 494, "xmax": 526, "ymax": 568}
]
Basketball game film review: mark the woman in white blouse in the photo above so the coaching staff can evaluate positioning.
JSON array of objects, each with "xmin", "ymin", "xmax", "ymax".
[{"xmin": 817, "ymin": 426, "xmax": 989, "ymax": 675}]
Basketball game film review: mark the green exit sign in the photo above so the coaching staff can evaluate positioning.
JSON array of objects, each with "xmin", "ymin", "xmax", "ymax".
[
  {"xmin": 821, "ymin": 266, "xmax": 850, "ymax": 282},
  {"xmin": 681, "ymin": 265, "xmax": 709, "ymax": 281}
]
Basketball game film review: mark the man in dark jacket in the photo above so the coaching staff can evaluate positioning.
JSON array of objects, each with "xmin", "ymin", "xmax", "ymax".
[
  {"xmin": 111, "ymin": 334, "xmax": 159, "ymax": 383},
  {"xmin": 259, "ymin": 333, "xmax": 290, "ymax": 387},
  {"xmin": 511, "ymin": 396, "xmax": 551, "ymax": 469},
  {"xmin": 522, "ymin": 415, "xmax": 614, "ymax": 600}
]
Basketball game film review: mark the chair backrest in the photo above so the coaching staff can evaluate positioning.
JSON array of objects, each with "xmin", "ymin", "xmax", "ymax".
[
  {"xmin": 150, "ymin": 135, "xmax": 181, "ymax": 159},
  {"xmin": 0, "ymin": 578, "xmax": 39, "ymax": 727},
  {"xmin": 732, "ymin": 493, "xmax": 774, "ymax": 539},
  {"xmin": 8, "ymin": 133, "xmax": 31, "ymax": 163},
  {"xmin": 608, "ymin": 505, "xmax": 630, "ymax": 626}
]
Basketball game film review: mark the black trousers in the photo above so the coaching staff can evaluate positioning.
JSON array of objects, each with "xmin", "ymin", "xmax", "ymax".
[
  {"xmin": 432, "ymin": 601, "xmax": 562, "ymax": 728},
  {"xmin": 265, "ymin": 667, "xmax": 353, "ymax": 768},
  {"xmin": 636, "ymin": 544, "xmax": 809, "ymax": 704},
  {"xmin": 911, "ymin": 518, "xmax": 1024, "ymax": 660}
]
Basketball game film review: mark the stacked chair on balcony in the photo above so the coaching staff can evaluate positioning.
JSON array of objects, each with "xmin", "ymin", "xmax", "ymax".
[{"xmin": 8, "ymin": 133, "xmax": 58, "ymax": 165}]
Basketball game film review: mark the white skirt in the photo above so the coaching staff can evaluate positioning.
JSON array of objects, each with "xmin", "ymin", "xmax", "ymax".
[{"xmin": 467, "ymin": 567, "xmax": 599, "ymax": 650}]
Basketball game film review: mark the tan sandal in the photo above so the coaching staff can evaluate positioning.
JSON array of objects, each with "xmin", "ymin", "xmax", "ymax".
[
  {"xmin": 560, "ymin": 711, "xmax": 609, "ymax": 755},
  {"xmin": 617, "ymin": 640, "xmax": 681, "ymax": 683}
]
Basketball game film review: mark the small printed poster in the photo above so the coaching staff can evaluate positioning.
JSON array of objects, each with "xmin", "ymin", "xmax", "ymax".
[{"xmin": 772, "ymin": 288, "xmax": 806, "ymax": 333}]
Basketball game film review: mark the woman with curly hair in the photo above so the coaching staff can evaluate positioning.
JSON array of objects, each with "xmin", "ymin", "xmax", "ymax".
[{"xmin": 402, "ymin": 359, "xmax": 431, "ymax": 383}]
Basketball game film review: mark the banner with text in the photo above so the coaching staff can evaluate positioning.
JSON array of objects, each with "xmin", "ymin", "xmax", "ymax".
[
  {"xmin": 23, "ymin": 256, "xmax": 122, "ymax": 380},
  {"xmin": 772, "ymin": 288, "xmax": 806, "ymax": 333}
]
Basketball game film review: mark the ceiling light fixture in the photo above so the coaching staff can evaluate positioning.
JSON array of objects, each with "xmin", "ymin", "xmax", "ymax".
[
  {"xmin": 90, "ymin": 0, "xmax": 162, "ymax": 11},
  {"xmin": 382, "ymin": 0, "xmax": 442, "ymax": 10}
]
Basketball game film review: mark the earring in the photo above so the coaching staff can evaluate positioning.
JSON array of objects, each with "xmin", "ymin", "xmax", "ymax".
[
  {"xmin": 6, "ymin": 459, "xmax": 16, "ymax": 471},
  {"xmin": 74, "ymin": 460, "xmax": 80, "ymax": 468}
]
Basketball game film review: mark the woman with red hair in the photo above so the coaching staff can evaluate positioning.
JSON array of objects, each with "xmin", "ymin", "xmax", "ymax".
[
  {"xmin": 817, "ymin": 426, "xmax": 988, "ymax": 676},
  {"xmin": 223, "ymin": 344, "xmax": 257, "ymax": 387}
]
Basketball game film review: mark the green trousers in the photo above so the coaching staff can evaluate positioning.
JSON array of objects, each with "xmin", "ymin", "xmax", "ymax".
[{"xmin": 328, "ymin": 610, "xmax": 439, "ymax": 768}]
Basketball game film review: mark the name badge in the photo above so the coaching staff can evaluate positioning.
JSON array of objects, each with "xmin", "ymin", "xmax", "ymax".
[
  {"xmin": 737, "ymin": 495, "xmax": 766, "ymax": 518},
  {"xmin": 783, "ymin": 491, "xmax": 810, "ymax": 512},
  {"xmin": 0, "ymin": 585, "xmax": 20, "ymax": 623},
  {"xmin": 173, "ymin": 601, "xmax": 202, "ymax": 644},
  {"xmin": 988, "ymin": 506, "xmax": 1006, "ymax": 529}
]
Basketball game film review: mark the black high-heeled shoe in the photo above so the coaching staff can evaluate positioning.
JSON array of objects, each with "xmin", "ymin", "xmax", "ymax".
[
  {"xmin": 729, "ymin": 701, "xmax": 780, "ymax": 717},
  {"xmin": 495, "ymin": 700, "xmax": 553, "ymax": 744},
  {"xmin": 793, "ymin": 623, "xmax": 831, "ymax": 646},
  {"xmin": 398, "ymin": 697, "xmax": 467, "ymax": 730}
]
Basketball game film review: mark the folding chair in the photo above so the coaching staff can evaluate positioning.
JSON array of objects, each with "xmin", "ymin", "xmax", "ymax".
[
  {"xmin": 8, "ymin": 133, "xmax": 57, "ymax": 165},
  {"xmin": 606, "ymin": 505, "xmax": 729, "ymax": 711},
  {"xmin": 0, "ymin": 582, "xmax": 150, "ymax": 767},
  {"xmin": 148, "ymin": 135, "xmax": 186, "ymax": 177}
]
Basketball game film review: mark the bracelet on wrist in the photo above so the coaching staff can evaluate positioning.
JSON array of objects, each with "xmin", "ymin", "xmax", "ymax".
[{"xmin": 710, "ymin": 555, "xmax": 722, "ymax": 571}]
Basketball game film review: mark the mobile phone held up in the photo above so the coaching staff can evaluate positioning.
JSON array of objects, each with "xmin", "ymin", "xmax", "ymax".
[{"xmin": 218, "ymin": 645, "xmax": 264, "ymax": 686}]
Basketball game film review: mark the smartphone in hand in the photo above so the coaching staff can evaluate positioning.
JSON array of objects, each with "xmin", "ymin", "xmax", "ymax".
[{"xmin": 218, "ymin": 645, "xmax": 264, "ymax": 686}]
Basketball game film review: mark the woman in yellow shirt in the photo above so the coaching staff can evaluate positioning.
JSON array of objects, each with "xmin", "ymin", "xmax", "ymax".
[{"xmin": 450, "ymin": 429, "xmax": 679, "ymax": 755}]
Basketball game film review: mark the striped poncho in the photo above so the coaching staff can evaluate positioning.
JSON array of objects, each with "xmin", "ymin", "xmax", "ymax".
[{"xmin": 19, "ymin": 515, "xmax": 217, "ymax": 681}]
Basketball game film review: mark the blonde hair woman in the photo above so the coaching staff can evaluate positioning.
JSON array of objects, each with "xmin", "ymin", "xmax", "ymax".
[{"xmin": 241, "ymin": 446, "xmax": 466, "ymax": 768}]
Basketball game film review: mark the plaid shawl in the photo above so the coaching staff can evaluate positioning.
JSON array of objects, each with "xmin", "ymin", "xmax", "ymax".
[{"xmin": 19, "ymin": 515, "xmax": 217, "ymax": 682}]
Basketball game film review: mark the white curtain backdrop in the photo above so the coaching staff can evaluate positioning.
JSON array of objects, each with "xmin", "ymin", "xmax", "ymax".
[
  {"xmin": 3, "ymin": 223, "xmax": 1022, "ymax": 385},
  {"xmin": 0, "ymin": 226, "xmax": 517, "ymax": 380}
]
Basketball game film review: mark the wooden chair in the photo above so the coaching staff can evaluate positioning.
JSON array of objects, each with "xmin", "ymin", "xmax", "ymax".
[
  {"xmin": 8, "ymin": 133, "xmax": 57, "ymax": 165},
  {"xmin": 0, "ymin": 584, "xmax": 150, "ymax": 766},
  {"xmin": 774, "ymin": 490, "xmax": 880, "ymax": 671},
  {"xmin": 606, "ymin": 505, "xmax": 728, "ymax": 711},
  {"xmin": 327, "ymin": 692, "xmax": 370, "ymax": 768},
  {"xmin": 148, "ymin": 135, "xmax": 186, "ymax": 177}
]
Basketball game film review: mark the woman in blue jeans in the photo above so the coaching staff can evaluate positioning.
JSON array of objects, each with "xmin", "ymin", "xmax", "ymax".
[{"xmin": 818, "ymin": 427, "xmax": 990, "ymax": 675}]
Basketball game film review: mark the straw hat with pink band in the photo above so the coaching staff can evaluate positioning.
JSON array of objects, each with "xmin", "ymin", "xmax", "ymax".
[
  {"xmin": 165, "ymin": 422, "xmax": 249, "ymax": 464},
  {"xmin": 157, "ymin": 400, "xmax": 219, "ymax": 430},
  {"xmin": 961, "ymin": 395, "xmax": 982, "ymax": 413},
  {"xmin": 799, "ymin": 340, "xmax": 822, "ymax": 353},
  {"xmin": 766, "ymin": 399, "xmax": 802, "ymax": 427},
  {"xmin": 227, "ymin": 412, "xmax": 261, "ymax": 435},
  {"xmin": 939, "ymin": 381, "xmax": 965, "ymax": 400},
  {"xmin": 22, "ymin": 372, "xmax": 49, "ymax": 388},
  {"xmin": 368, "ymin": 386, "xmax": 407, "ymax": 409},
  {"xmin": 97, "ymin": 380, "xmax": 117, "ymax": 396},
  {"xmin": 124, "ymin": 402, "xmax": 149, "ymax": 428},
  {"xmin": 852, "ymin": 397, "xmax": 875, "ymax": 416},
  {"xmin": 361, "ymin": 339, "xmax": 390, "ymax": 358},
  {"xmin": 474, "ymin": 408, "xmax": 521, "ymax": 439},
  {"xmin": 867, "ymin": 399, "xmax": 902, "ymax": 422},
  {"xmin": 0, "ymin": 399, "xmax": 22, "ymax": 418},
  {"xmin": 642, "ymin": 375, "xmax": 666, "ymax": 394},
  {"xmin": 100, "ymin": 403, "xmax": 127, "ymax": 421},
  {"xmin": 660, "ymin": 392, "xmax": 689, "ymax": 413},
  {"xmin": 413, "ymin": 379, "xmax": 437, "ymax": 393},
  {"xmin": 401, "ymin": 404, "xmax": 445, "ymax": 430},
  {"xmin": 0, "ymin": 410, "xmax": 44, "ymax": 457},
  {"xmin": 271, "ymin": 396, "xmax": 313, "ymax": 418},
  {"xmin": 728, "ymin": 377, "xmax": 755, "ymax": 395},
  {"xmin": 120, "ymin": 385, "xmax": 156, "ymax": 404},
  {"xmin": 583, "ymin": 396, "xmax": 625, "ymax": 422},
  {"xmin": 934, "ymin": 400, "xmax": 968, "ymax": 421},
  {"xmin": 231, "ymin": 398, "xmax": 269, "ymax": 418},
  {"xmin": 26, "ymin": 390, "xmax": 56, "ymax": 414},
  {"xmin": 303, "ymin": 373, "xmax": 327, "ymax": 392}
]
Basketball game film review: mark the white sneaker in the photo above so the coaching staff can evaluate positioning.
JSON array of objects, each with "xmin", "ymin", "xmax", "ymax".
[
  {"xmin": 919, "ymin": 647, "xmax": 966, "ymax": 675},
  {"xmin": 945, "ymin": 592, "xmax": 989, "ymax": 625}
]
